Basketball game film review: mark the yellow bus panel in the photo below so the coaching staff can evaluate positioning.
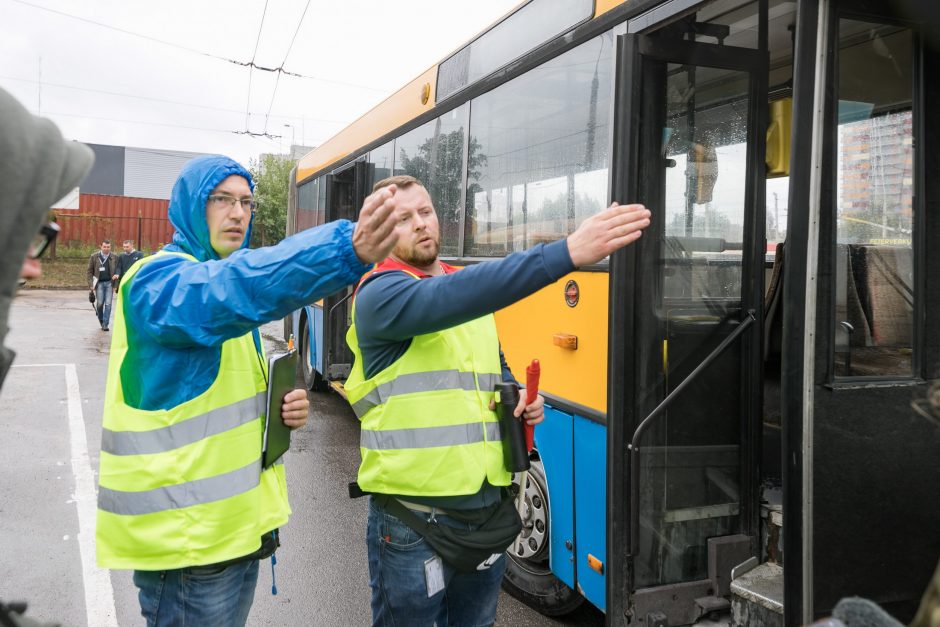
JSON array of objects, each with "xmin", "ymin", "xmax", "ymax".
[
  {"xmin": 494, "ymin": 270, "xmax": 609, "ymax": 414},
  {"xmin": 296, "ymin": 66, "xmax": 439, "ymax": 182},
  {"xmin": 594, "ymin": 0, "xmax": 630, "ymax": 18}
]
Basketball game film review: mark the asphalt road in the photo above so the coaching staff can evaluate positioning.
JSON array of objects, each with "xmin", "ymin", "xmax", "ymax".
[{"xmin": 0, "ymin": 290, "xmax": 604, "ymax": 627}]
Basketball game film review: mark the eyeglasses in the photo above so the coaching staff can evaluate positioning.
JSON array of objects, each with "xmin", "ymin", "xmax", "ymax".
[
  {"xmin": 29, "ymin": 221, "xmax": 61, "ymax": 259},
  {"xmin": 207, "ymin": 194, "xmax": 256, "ymax": 212}
]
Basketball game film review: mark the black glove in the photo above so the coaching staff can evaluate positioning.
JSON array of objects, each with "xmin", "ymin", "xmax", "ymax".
[{"xmin": 88, "ymin": 290, "xmax": 95, "ymax": 303}]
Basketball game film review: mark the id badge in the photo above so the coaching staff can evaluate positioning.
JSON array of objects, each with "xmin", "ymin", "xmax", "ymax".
[
  {"xmin": 424, "ymin": 555, "xmax": 445, "ymax": 598},
  {"xmin": 98, "ymin": 266, "xmax": 106, "ymax": 272}
]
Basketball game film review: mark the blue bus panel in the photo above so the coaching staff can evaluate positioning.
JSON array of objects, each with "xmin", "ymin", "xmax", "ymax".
[
  {"xmin": 534, "ymin": 404, "xmax": 575, "ymax": 589},
  {"xmin": 573, "ymin": 417, "xmax": 607, "ymax": 611}
]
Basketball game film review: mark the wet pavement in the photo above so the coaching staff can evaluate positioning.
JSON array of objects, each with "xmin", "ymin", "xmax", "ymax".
[{"xmin": 0, "ymin": 290, "xmax": 604, "ymax": 626}]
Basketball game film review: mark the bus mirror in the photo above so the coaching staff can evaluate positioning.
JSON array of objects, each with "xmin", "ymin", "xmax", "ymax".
[{"xmin": 766, "ymin": 97, "xmax": 792, "ymax": 177}]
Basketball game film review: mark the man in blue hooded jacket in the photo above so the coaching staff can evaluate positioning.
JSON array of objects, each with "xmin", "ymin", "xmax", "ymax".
[{"xmin": 95, "ymin": 155, "xmax": 401, "ymax": 626}]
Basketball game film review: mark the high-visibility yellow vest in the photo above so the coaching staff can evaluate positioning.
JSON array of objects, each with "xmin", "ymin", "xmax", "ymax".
[
  {"xmin": 345, "ymin": 268, "xmax": 511, "ymax": 496},
  {"xmin": 96, "ymin": 252, "xmax": 291, "ymax": 570}
]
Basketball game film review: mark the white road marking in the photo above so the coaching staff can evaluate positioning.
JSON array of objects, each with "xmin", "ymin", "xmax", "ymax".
[
  {"xmin": 64, "ymin": 363, "xmax": 118, "ymax": 627},
  {"xmin": 12, "ymin": 363, "xmax": 119, "ymax": 626}
]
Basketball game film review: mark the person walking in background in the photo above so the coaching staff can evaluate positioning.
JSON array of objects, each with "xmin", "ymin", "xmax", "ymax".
[
  {"xmin": 95, "ymin": 155, "xmax": 401, "ymax": 627},
  {"xmin": 345, "ymin": 175, "xmax": 650, "ymax": 627},
  {"xmin": 114, "ymin": 239, "xmax": 144, "ymax": 290},
  {"xmin": 86, "ymin": 239, "xmax": 118, "ymax": 331}
]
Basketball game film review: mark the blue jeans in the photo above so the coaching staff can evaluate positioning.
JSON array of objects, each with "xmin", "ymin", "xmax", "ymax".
[
  {"xmin": 132, "ymin": 559, "xmax": 259, "ymax": 627},
  {"xmin": 367, "ymin": 497, "xmax": 506, "ymax": 627},
  {"xmin": 95, "ymin": 280, "xmax": 113, "ymax": 325}
]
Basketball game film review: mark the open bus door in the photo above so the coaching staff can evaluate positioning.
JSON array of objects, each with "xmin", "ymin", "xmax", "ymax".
[
  {"xmin": 782, "ymin": 1, "xmax": 940, "ymax": 623},
  {"xmin": 322, "ymin": 159, "xmax": 374, "ymax": 383},
  {"xmin": 608, "ymin": 7, "xmax": 768, "ymax": 626}
]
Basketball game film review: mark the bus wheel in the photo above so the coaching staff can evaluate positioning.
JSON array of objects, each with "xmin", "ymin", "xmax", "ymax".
[
  {"xmin": 502, "ymin": 460, "xmax": 584, "ymax": 616},
  {"xmin": 298, "ymin": 317, "xmax": 326, "ymax": 392}
]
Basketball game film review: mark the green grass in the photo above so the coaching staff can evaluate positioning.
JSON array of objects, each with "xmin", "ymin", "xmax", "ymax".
[
  {"xmin": 23, "ymin": 257, "xmax": 89, "ymax": 290},
  {"xmin": 53, "ymin": 242, "xmax": 100, "ymax": 260}
]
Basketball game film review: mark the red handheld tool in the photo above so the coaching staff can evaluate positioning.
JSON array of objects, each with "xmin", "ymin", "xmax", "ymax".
[
  {"xmin": 515, "ymin": 359, "xmax": 541, "ymax": 523},
  {"xmin": 524, "ymin": 359, "xmax": 540, "ymax": 451}
]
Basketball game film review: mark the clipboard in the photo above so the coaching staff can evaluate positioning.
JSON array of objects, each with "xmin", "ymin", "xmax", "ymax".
[{"xmin": 262, "ymin": 349, "xmax": 299, "ymax": 469}]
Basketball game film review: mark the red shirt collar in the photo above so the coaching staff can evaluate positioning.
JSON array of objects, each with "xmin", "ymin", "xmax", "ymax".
[
  {"xmin": 374, "ymin": 257, "xmax": 458, "ymax": 277},
  {"xmin": 353, "ymin": 257, "xmax": 458, "ymax": 299}
]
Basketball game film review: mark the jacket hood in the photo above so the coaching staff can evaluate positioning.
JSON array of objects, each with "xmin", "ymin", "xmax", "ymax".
[
  {"xmin": 0, "ymin": 87, "xmax": 94, "ymax": 390},
  {"xmin": 164, "ymin": 155, "xmax": 255, "ymax": 262}
]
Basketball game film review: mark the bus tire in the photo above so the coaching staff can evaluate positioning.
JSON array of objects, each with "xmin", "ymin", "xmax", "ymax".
[
  {"xmin": 502, "ymin": 459, "xmax": 584, "ymax": 616},
  {"xmin": 282, "ymin": 314, "xmax": 292, "ymax": 344},
  {"xmin": 298, "ymin": 315, "xmax": 327, "ymax": 392}
]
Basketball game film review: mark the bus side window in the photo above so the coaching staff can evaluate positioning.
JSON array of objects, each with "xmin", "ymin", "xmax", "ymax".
[
  {"xmin": 298, "ymin": 178, "xmax": 318, "ymax": 232},
  {"xmin": 463, "ymin": 32, "xmax": 614, "ymax": 257},
  {"xmin": 392, "ymin": 104, "xmax": 469, "ymax": 257}
]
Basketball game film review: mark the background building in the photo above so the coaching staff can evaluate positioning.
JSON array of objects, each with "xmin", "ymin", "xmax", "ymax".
[{"xmin": 55, "ymin": 144, "xmax": 209, "ymax": 252}]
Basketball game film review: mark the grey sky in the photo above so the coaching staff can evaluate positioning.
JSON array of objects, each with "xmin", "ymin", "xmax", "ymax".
[{"xmin": 0, "ymin": 0, "xmax": 519, "ymax": 165}]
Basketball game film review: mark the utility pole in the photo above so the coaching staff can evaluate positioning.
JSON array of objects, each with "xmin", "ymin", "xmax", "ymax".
[{"xmin": 284, "ymin": 124, "xmax": 295, "ymax": 157}]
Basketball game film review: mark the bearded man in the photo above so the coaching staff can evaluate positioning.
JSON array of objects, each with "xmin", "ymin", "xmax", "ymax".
[{"xmin": 344, "ymin": 175, "xmax": 650, "ymax": 626}]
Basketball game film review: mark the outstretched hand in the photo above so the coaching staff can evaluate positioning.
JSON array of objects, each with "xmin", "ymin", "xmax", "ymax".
[
  {"xmin": 567, "ymin": 203, "xmax": 650, "ymax": 267},
  {"xmin": 352, "ymin": 185, "xmax": 401, "ymax": 264}
]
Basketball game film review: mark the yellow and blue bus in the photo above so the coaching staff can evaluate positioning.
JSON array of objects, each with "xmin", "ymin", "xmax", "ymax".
[{"xmin": 285, "ymin": 0, "xmax": 940, "ymax": 624}]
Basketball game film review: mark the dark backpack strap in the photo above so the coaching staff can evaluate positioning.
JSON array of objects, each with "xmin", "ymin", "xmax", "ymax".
[
  {"xmin": 373, "ymin": 494, "xmax": 436, "ymax": 536},
  {"xmin": 354, "ymin": 489, "xmax": 439, "ymax": 540},
  {"xmin": 348, "ymin": 482, "xmax": 369, "ymax": 499}
]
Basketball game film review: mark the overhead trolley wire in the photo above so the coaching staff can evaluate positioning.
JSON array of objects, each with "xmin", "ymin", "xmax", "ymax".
[
  {"xmin": 0, "ymin": 73, "xmax": 348, "ymax": 124},
  {"xmin": 43, "ymin": 109, "xmax": 283, "ymax": 148},
  {"xmin": 263, "ymin": 0, "xmax": 312, "ymax": 137},
  {"xmin": 245, "ymin": 0, "xmax": 270, "ymax": 129},
  {"xmin": 9, "ymin": 0, "xmax": 389, "ymax": 92}
]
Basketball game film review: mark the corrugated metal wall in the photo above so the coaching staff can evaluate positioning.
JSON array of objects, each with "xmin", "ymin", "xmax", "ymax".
[
  {"xmin": 82, "ymin": 144, "xmax": 125, "ymax": 195},
  {"xmin": 124, "ymin": 147, "xmax": 202, "ymax": 200},
  {"xmin": 57, "ymin": 194, "xmax": 174, "ymax": 253}
]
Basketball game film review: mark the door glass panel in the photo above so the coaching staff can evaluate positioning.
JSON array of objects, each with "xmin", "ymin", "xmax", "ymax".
[
  {"xmin": 834, "ymin": 20, "xmax": 914, "ymax": 378},
  {"xmin": 663, "ymin": 63, "xmax": 749, "ymax": 300},
  {"xmin": 635, "ymin": 59, "xmax": 751, "ymax": 589}
]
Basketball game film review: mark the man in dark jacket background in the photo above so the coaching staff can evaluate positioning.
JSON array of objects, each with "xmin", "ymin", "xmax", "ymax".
[
  {"xmin": 86, "ymin": 239, "xmax": 119, "ymax": 331},
  {"xmin": 114, "ymin": 240, "xmax": 144, "ymax": 290}
]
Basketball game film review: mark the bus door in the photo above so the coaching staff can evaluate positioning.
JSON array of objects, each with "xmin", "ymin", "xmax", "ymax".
[
  {"xmin": 323, "ymin": 159, "xmax": 373, "ymax": 381},
  {"xmin": 608, "ymin": 8, "xmax": 768, "ymax": 626},
  {"xmin": 783, "ymin": 2, "xmax": 940, "ymax": 621}
]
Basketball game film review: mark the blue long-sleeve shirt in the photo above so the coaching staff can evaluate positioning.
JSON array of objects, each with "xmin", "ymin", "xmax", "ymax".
[
  {"xmin": 354, "ymin": 238, "xmax": 575, "ymax": 508},
  {"xmin": 355, "ymin": 238, "xmax": 575, "ymax": 377}
]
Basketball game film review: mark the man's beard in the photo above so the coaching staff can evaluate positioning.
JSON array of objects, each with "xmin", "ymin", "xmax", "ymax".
[{"xmin": 395, "ymin": 237, "xmax": 440, "ymax": 267}]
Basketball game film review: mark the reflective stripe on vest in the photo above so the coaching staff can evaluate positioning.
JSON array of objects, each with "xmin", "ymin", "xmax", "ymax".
[
  {"xmin": 361, "ymin": 421, "xmax": 502, "ymax": 451},
  {"xmin": 101, "ymin": 392, "xmax": 265, "ymax": 456},
  {"xmin": 98, "ymin": 458, "xmax": 261, "ymax": 516},
  {"xmin": 95, "ymin": 251, "xmax": 291, "ymax": 571},
  {"xmin": 350, "ymin": 370, "xmax": 503, "ymax": 418}
]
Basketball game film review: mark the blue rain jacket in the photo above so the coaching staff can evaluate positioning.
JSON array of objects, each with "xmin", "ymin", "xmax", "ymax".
[{"xmin": 120, "ymin": 155, "xmax": 370, "ymax": 410}]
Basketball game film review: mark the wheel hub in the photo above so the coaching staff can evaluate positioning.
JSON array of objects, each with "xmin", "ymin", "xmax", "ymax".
[{"xmin": 511, "ymin": 470, "xmax": 548, "ymax": 560}]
